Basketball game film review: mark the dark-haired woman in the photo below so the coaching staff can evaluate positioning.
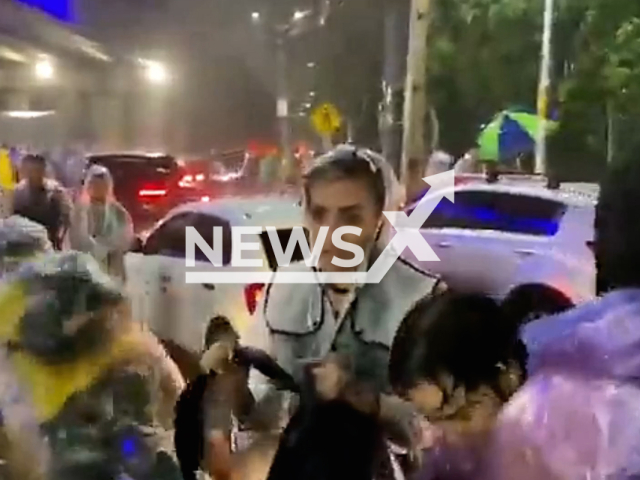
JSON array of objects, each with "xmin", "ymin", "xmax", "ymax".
[
  {"xmin": 389, "ymin": 292, "xmax": 528, "ymax": 480},
  {"xmin": 211, "ymin": 145, "xmax": 444, "ymax": 460}
]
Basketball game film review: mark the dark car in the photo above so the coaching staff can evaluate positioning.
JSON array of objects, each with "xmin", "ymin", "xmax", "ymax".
[{"xmin": 84, "ymin": 153, "xmax": 202, "ymax": 230}]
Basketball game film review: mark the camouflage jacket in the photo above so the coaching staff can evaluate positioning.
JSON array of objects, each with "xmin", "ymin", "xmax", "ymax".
[{"xmin": 40, "ymin": 328, "xmax": 184, "ymax": 480}]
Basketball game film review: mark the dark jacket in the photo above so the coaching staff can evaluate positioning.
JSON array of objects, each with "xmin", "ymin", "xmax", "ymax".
[{"xmin": 12, "ymin": 180, "xmax": 72, "ymax": 250}]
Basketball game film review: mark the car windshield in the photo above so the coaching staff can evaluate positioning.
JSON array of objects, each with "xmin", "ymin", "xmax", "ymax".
[{"xmin": 88, "ymin": 155, "xmax": 177, "ymax": 185}]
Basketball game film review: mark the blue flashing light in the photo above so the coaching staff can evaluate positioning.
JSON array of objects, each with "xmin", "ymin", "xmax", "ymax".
[
  {"xmin": 430, "ymin": 199, "xmax": 560, "ymax": 237},
  {"xmin": 120, "ymin": 436, "xmax": 138, "ymax": 459},
  {"xmin": 15, "ymin": 0, "xmax": 75, "ymax": 23}
]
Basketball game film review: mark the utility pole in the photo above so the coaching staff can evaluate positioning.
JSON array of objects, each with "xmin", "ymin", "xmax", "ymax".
[
  {"xmin": 606, "ymin": 100, "xmax": 614, "ymax": 164},
  {"xmin": 380, "ymin": 0, "xmax": 410, "ymax": 176},
  {"xmin": 275, "ymin": 35, "xmax": 293, "ymax": 180},
  {"xmin": 400, "ymin": 0, "xmax": 431, "ymax": 191},
  {"xmin": 535, "ymin": 0, "xmax": 554, "ymax": 175}
]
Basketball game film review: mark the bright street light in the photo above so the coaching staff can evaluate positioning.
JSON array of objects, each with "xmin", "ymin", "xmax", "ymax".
[
  {"xmin": 307, "ymin": 62, "xmax": 316, "ymax": 68},
  {"xmin": 34, "ymin": 57, "xmax": 54, "ymax": 80},
  {"xmin": 2, "ymin": 110, "xmax": 55, "ymax": 119},
  {"xmin": 251, "ymin": 11, "xmax": 260, "ymax": 22},
  {"xmin": 309, "ymin": 91, "xmax": 316, "ymax": 97},
  {"xmin": 293, "ymin": 10, "xmax": 310, "ymax": 21},
  {"xmin": 142, "ymin": 60, "xmax": 169, "ymax": 85}
]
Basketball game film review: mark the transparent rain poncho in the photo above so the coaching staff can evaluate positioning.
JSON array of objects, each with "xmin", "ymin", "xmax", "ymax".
[
  {"xmin": 69, "ymin": 165, "xmax": 133, "ymax": 280},
  {"xmin": 486, "ymin": 289, "xmax": 640, "ymax": 480}
]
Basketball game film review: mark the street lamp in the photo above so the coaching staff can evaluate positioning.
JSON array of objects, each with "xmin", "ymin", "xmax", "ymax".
[
  {"xmin": 34, "ymin": 57, "xmax": 54, "ymax": 80},
  {"xmin": 293, "ymin": 10, "xmax": 310, "ymax": 21},
  {"xmin": 251, "ymin": 11, "xmax": 261, "ymax": 22},
  {"xmin": 142, "ymin": 60, "xmax": 169, "ymax": 85},
  {"xmin": 307, "ymin": 62, "xmax": 316, "ymax": 68}
]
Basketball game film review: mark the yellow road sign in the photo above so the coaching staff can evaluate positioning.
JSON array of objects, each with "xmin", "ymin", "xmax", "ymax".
[{"xmin": 311, "ymin": 103, "xmax": 342, "ymax": 135}]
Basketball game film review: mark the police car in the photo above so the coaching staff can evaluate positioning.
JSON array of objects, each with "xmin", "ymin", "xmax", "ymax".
[
  {"xmin": 403, "ymin": 174, "xmax": 597, "ymax": 312},
  {"xmin": 125, "ymin": 196, "xmax": 303, "ymax": 366}
]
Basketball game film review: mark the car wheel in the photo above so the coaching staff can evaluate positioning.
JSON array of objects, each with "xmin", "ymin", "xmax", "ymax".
[{"xmin": 502, "ymin": 284, "xmax": 574, "ymax": 327}]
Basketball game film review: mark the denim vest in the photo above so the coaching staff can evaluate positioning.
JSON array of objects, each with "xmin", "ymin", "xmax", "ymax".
[{"xmin": 259, "ymin": 258, "xmax": 441, "ymax": 392}]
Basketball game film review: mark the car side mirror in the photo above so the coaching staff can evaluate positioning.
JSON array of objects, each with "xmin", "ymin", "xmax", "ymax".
[{"xmin": 130, "ymin": 235, "xmax": 144, "ymax": 253}]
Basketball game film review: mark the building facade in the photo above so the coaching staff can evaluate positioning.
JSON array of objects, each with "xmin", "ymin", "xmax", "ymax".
[{"xmin": 0, "ymin": 0, "xmax": 175, "ymax": 153}]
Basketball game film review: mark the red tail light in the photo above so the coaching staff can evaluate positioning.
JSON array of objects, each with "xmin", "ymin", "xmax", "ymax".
[
  {"xmin": 244, "ymin": 283, "xmax": 266, "ymax": 315},
  {"xmin": 139, "ymin": 188, "xmax": 167, "ymax": 198}
]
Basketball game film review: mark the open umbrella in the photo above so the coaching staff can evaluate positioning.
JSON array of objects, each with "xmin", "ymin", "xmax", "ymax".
[{"xmin": 477, "ymin": 108, "xmax": 558, "ymax": 162}]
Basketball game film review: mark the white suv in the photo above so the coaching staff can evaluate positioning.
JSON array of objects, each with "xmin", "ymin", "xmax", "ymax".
[
  {"xmin": 124, "ymin": 196, "xmax": 303, "ymax": 373},
  {"xmin": 403, "ymin": 175, "xmax": 597, "ymax": 311}
]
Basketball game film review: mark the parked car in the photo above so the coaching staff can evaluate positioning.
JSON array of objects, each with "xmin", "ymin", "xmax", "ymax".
[
  {"xmin": 125, "ymin": 195, "xmax": 304, "ymax": 376},
  {"xmin": 403, "ymin": 175, "xmax": 597, "ymax": 315},
  {"xmin": 84, "ymin": 152, "xmax": 205, "ymax": 230}
]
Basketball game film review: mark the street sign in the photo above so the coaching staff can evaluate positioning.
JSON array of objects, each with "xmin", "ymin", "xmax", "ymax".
[{"xmin": 311, "ymin": 103, "xmax": 342, "ymax": 135}]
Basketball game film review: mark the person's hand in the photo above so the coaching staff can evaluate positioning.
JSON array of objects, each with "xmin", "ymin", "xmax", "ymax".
[
  {"xmin": 380, "ymin": 394, "xmax": 431, "ymax": 468},
  {"xmin": 201, "ymin": 341, "xmax": 234, "ymax": 374},
  {"xmin": 415, "ymin": 417, "xmax": 442, "ymax": 450},
  {"xmin": 310, "ymin": 354, "xmax": 350, "ymax": 401}
]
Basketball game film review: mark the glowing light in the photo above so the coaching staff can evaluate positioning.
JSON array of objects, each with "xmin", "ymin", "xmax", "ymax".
[
  {"xmin": 2, "ymin": 110, "xmax": 56, "ymax": 119},
  {"xmin": 34, "ymin": 58, "xmax": 54, "ymax": 80},
  {"xmin": 195, "ymin": 173, "xmax": 205, "ymax": 182},
  {"xmin": 307, "ymin": 62, "xmax": 316, "ymax": 68},
  {"xmin": 138, "ymin": 189, "xmax": 167, "ymax": 197},
  {"xmin": 251, "ymin": 12, "xmax": 260, "ymax": 21},
  {"xmin": 141, "ymin": 60, "xmax": 169, "ymax": 85},
  {"xmin": 293, "ymin": 10, "xmax": 309, "ymax": 21},
  {"xmin": 201, "ymin": 196, "xmax": 211, "ymax": 202}
]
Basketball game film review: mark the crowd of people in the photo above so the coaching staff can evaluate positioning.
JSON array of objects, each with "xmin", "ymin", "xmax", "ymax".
[
  {"xmin": 0, "ymin": 143, "xmax": 637, "ymax": 480},
  {"xmin": 9, "ymin": 153, "xmax": 133, "ymax": 278}
]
